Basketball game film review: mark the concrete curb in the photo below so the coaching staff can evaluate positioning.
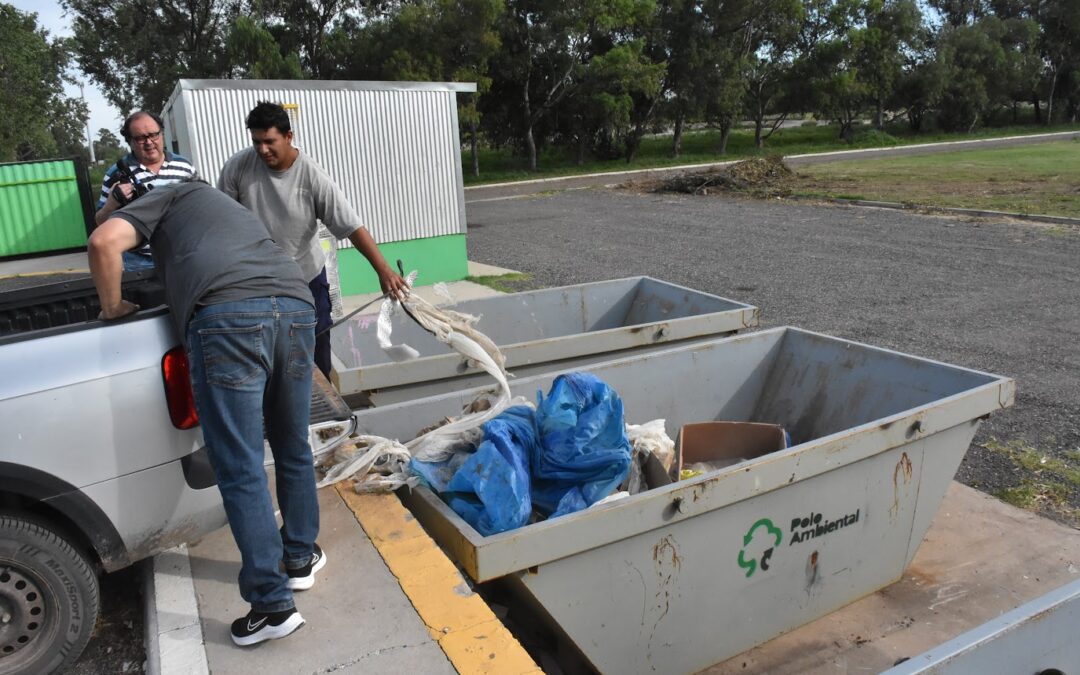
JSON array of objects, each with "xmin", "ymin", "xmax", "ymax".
[
  {"xmin": 145, "ymin": 545, "xmax": 209, "ymax": 675},
  {"xmin": 794, "ymin": 196, "xmax": 1080, "ymax": 226},
  {"xmin": 336, "ymin": 486, "xmax": 542, "ymax": 674}
]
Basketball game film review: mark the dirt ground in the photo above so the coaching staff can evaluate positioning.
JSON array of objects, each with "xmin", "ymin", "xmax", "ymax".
[{"xmin": 68, "ymin": 565, "xmax": 146, "ymax": 674}]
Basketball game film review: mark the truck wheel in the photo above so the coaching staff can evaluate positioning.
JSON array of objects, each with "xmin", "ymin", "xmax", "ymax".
[{"xmin": 0, "ymin": 514, "xmax": 99, "ymax": 675}]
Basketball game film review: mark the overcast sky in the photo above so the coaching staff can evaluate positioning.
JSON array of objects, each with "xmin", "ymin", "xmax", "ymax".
[{"xmin": 11, "ymin": 0, "xmax": 123, "ymax": 151}]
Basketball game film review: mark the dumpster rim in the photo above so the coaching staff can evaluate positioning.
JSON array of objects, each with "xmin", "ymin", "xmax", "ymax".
[{"xmin": 333, "ymin": 275, "xmax": 758, "ymax": 392}]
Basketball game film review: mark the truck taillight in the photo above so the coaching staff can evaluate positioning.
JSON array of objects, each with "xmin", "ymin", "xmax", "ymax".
[{"xmin": 162, "ymin": 346, "xmax": 199, "ymax": 430}]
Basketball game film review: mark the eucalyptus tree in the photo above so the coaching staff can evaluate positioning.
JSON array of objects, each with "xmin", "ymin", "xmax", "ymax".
[
  {"xmin": 488, "ymin": 0, "xmax": 657, "ymax": 171},
  {"xmin": 0, "ymin": 3, "xmax": 89, "ymax": 161},
  {"xmin": 857, "ymin": 0, "xmax": 923, "ymax": 129},
  {"xmin": 63, "ymin": 0, "xmax": 240, "ymax": 113},
  {"xmin": 322, "ymin": 0, "xmax": 503, "ymax": 175},
  {"xmin": 1031, "ymin": 0, "xmax": 1080, "ymax": 123},
  {"xmin": 741, "ymin": 0, "xmax": 803, "ymax": 148}
]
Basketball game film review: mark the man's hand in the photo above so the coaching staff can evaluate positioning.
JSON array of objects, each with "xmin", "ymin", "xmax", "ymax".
[
  {"xmin": 110, "ymin": 182, "xmax": 134, "ymax": 205},
  {"xmin": 347, "ymin": 227, "xmax": 410, "ymax": 301},
  {"xmin": 95, "ymin": 183, "xmax": 134, "ymax": 225},
  {"xmin": 378, "ymin": 268, "xmax": 410, "ymax": 301},
  {"xmin": 98, "ymin": 300, "xmax": 140, "ymax": 321}
]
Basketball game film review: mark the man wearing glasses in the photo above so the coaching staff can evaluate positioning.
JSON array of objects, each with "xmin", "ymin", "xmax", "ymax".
[{"xmin": 94, "ymin": 110, "xmax": 197, "ymax": 271}]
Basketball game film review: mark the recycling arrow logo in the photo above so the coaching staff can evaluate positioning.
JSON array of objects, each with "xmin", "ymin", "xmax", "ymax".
[{"xmin": 737, "ymin": 518, "xmax": 783, "ymax": 578}]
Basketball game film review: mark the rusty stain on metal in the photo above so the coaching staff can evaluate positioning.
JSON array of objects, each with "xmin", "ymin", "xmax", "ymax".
[
  {"xmin": 806, "ymin": 550, "xmax": 820, "ymax": 591},
  {"xmin": 624, "ymin": 561, "xmax": 648, "ymax": 628},
  {"xmin": 647, "ymin": 534, "xmax": 682, "ymax": 669},
  {"xmin": 890, "ymin": 452, "xmax": 914, "ymax": 519}
]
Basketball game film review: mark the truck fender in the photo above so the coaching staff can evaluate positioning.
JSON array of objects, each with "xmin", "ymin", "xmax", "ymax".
[{"xmin": 0, "ymin": 462, "xmax": 127, "ymax": 570}]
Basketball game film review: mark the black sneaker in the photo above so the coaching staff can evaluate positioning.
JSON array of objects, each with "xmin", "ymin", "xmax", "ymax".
[
  {"xmin": 230, "ymin": 607, "xmax": 305, "ymax": 646},
  {"xmin": 286, "ymin": 543, "xmax": 327, "ymax": 591}
]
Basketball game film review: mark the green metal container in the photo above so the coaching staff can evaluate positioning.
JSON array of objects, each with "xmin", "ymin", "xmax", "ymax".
[{"xmin": 0, "ymin": 158, "xmax": 95, "ymax": 258}]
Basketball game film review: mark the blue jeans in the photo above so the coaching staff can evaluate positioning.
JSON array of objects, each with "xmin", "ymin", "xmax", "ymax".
[
  {"xmin": 122, "ymin": 250, "xmax": 156, "ymax": 272},
  {"xmin": 185, "ymin": 296, "xmax": 318, "ymax": 612}
]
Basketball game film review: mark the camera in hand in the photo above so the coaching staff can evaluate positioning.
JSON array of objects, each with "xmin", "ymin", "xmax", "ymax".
[{"xmin": 110, "ymin": 162, "xmax": 154, "ymax": 206}]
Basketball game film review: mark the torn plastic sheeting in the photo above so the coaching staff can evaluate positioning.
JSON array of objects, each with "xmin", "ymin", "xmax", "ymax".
[
  {"xmin": 411, "ymin": 405, "xmax": 537, "ymax": 536},
  {"xmin": 410, "ymin": 373, "xmax": 633, "ymax": 534},
  {"xmin": 531, "ymin": 373, "xmax": 632, "ymax": 518},
  {"xmin": 317, "ymin": 274, "xmax": 517, "ymax": 490}
]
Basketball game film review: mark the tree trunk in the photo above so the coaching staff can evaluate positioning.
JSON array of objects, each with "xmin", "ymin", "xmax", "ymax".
[
  {"xmin": 839, "ymin": 119, "xmax": 854, "ymax": 143},
  {"xmin": 470, "ymin": 119, "xmax": 479, "ymax": 178},
  {"xmin": 522, "ymin": 73, "xmax": 537, "ymax": 172},
  {"xmin": 754, "ymin": 109, "xmax": 764, "ymax": 148},
  {"xmin": 525, "ymin": 126, "xmax": 537, "ymax": 172},
  {"xmin": 1011, "ymin": 101, "xmax": 1019, "ymax": 124},
  {"xmin": 718, "ymin": 122, "xmax": 732, "ymax": 154},
  {"xmin": 576, "ymin": 133, "xmax": 586, "ymax": 166},
  {"xmin": 1032, "ymin": 94, "xmax": 1042, "ymax": 125},
  {"xmin": 672, "ymin": 112, "xmax": 684, "ymax": 157},
  {"xmin": 1046, "ymin": 68, "xmax": 1059, "ymax": 127},
  {"xmin": 624, "ymin": 135, "xmax": 639, "ymax": 163},
  {"xmin": 875, "ymin": 96, "xmax": 884, "ymax": 130}
]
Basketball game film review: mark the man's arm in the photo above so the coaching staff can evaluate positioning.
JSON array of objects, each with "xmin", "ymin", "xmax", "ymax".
[
  {"xmin": 216, "ymin": 156, "xmax": 240, "ymax": 199},
  {"xmin": 346, "ymin": 227, "xmax": 408, "ymax": 300},
  {"xmin": 88, "ymin": 217, "xmax": 142, "ymax": 319},
  {"xmin": 306, "ymin": 160, "xmax": 408, "ymax": 299}
]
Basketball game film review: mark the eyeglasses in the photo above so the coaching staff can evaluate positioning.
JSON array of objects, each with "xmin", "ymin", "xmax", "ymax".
[{"xmin": 132, "ymin": 130, "xmax": 162, "ymax": 144}]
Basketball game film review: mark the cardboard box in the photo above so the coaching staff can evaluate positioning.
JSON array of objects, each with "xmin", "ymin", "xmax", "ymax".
[{"xmin": 675, "ymin": 421, "xmax": 789, "ymax": 479}]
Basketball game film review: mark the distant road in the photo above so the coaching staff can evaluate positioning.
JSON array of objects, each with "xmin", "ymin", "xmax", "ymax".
[{"xmin": 464, "ymin": 130, "xmax": 1080, "ymax": 203}]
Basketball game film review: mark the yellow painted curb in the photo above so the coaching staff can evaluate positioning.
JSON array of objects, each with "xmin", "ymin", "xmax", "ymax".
[{"xmin": 336, "ymin": 485, "xmax": 540, "ymax": 674}]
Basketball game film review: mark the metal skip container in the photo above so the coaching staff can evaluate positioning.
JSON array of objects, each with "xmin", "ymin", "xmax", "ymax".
[
  {"xmin": 352, "ymin": 327, "xmax": 1015, "ymax": 674},
  {"xmin": 330, "ymin": 276, "xmax": 758, "ymax": 401}
]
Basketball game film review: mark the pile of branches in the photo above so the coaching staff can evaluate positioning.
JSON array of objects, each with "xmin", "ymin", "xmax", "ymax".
[{"xmin": 653, "ymin": 156, "xmax": 795, "ymax": 198}]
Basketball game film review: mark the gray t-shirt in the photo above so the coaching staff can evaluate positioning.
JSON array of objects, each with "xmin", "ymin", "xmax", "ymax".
[
  {"xmin": 217, "ymin": 148, "xmax": 361, "ymax": 281},
  {"xmin": 113, "ymin": 182, "xmax": 312, "ymax": 344}
]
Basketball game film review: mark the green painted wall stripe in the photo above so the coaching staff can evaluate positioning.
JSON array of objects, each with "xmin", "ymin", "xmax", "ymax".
[
  {"xmin": 0, "ymin": 175, "xmax": 75, "ymax": 189},
  {"xmin": 337, "ymin": 234, "xmax": 468, "ymax": 295}
]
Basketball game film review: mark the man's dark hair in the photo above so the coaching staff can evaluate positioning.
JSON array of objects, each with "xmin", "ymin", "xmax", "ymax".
[
  {"xmin": 246, "ymin": 101, "xmax": 291, "ymax": 135},
  {"xmin": 121, "ymin": 110, "xmax": 165, "ymax": 142}
]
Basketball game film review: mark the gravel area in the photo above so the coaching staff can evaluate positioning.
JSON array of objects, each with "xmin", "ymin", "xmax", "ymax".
[{"xmin": 465, "ymin": 188, "xmax": 1080, "ymax": 524}]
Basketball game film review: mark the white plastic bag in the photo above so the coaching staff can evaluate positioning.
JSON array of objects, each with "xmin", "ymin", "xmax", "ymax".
[{"xmin": 625, "ymin": 419, "xmax": 675, "ymax": 472}]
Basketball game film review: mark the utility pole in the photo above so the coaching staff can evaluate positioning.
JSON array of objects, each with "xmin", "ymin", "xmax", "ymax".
[{"xmin": 80, "ymin": 83, "xmax": 96, "ymax": 164}]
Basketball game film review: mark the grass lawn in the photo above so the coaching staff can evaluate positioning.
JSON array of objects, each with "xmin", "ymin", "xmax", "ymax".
[
  {"xmin": 461, "ymin": 122, "xmax": 1080, "ymax": 186},
  {"xmin": 791, "ymin": 140, "xmax": 1080, "ymax": 218}
]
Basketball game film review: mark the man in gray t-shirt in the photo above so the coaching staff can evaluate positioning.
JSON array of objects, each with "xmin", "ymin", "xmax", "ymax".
[
  {"xmin": 89, "ymin": 181, "xmax": 325, "ymax": 647},
  {"xmin": 218, "ymin": 101, "xmax": 408, "ymax": 377}
]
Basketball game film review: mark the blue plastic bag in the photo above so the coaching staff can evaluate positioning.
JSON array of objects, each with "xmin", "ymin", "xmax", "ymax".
[
  {"xmin": 412, "ymin": 405, "xmax": 537, "ymax": 536},
  {"xmin": 532, "ymin": 373, "xmax": 632, "ymax": 518}
]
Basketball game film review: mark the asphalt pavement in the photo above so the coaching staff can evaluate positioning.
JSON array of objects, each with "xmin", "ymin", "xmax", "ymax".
[{"xmin": 464, "ymin": 187, "xmax": 1080, "ymax": 519}]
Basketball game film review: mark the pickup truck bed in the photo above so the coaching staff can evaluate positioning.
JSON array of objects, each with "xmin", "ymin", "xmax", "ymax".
[{"xmin": 0, "ymin": 271, "xmax": 351, "ymax": 425}]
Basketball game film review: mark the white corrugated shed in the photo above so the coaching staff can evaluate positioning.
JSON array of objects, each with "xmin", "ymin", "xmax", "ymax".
[{"xmin": 162, "ymin": 79, "xmax": 476, "ymax": 245}]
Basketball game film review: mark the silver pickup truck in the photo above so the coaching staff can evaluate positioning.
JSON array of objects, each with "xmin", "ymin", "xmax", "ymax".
[{"xmin": 0, "ymin": 270, "xmax": 353, "ymax": 674}]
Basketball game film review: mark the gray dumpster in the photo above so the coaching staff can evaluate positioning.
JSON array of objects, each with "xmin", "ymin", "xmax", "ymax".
[
  {"xmin": 329, "ymin": 276, "xmax": 757, "ymax": 402},
  {"xmin": 352, "ymin": 327, "xmax": 1014, "ymax": 674},
  {"xmin": 882, "ymin": 577, "xmax": 1080, "ymax": 675}
]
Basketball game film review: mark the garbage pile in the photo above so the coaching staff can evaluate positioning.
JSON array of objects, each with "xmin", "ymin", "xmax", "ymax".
[
  {"xmin": 651, "ymin": 156, "xmax": 794, "ymax": 198},
  {"xmin": 410, "ymin": 372, "xmax": 674, "ymax": 535}
]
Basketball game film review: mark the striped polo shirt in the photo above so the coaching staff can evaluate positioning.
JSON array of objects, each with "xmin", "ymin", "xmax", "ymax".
[{"xmin": 96, "ymin": 151, "xmax": 198, "ymax": 209}]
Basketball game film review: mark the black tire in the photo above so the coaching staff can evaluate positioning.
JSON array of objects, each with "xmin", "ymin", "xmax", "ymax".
[{"xmin": 0, "ymin": 514, "xmax": 99, "ymax": 675}]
